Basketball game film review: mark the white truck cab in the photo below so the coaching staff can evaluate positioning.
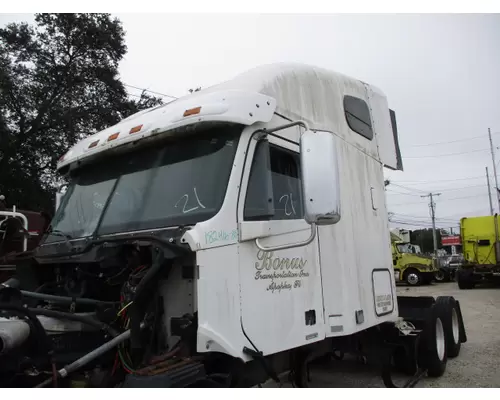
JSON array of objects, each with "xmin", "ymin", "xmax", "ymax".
[{"xmin": 0, "ymin": 63, "xmax": 466, "ymax": 388}]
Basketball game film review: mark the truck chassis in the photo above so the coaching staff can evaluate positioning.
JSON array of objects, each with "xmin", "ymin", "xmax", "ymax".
[
  {"xmin": 457, "ymin": 264, "xmax": 500, "ymax": 289},
  {"xmin": 0, "ymin": 263, "xmax": 467, "ymax": 388}
]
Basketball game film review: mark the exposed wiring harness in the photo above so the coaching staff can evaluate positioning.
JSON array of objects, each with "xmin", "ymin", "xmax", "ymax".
[
  {"xmin": 2, "ymin": 251, "xmax": 177, "ymax": 386},
  {"xmin": 113, "ymin": 262, "xmax": 182, "ymax": 378}
]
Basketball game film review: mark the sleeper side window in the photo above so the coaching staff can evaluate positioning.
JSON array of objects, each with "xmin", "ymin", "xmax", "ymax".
[
  {"xmin": 343, "ymin": 95, "xmax": 374, "ymax": 140},
  {"xmin": 244, "ymin": 141, "xmax": 304, "ymax": 221}
]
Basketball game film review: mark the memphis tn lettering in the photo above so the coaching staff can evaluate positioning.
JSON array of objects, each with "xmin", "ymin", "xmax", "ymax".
[{"xmin": 254, "ymin": 250, "xmax": 310, "ymax": 293}]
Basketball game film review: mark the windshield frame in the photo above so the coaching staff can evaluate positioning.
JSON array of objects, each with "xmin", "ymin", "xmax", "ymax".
[
  {"xmin": 44, "ymin": 123, "xmax": 243, "ymax": 244},
  {"xmin": 396, "ymin": 243, "xmax": 413, "ymax": 254}
]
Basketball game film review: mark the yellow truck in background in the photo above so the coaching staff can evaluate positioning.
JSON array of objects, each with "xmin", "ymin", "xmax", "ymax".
[
  {"xmin": 391, "ymin": 238, "xmax": 437, "ymax": 286},
  {"xmin": 457, "ymin": 215, "xmax": 500, "ymax": 289}
]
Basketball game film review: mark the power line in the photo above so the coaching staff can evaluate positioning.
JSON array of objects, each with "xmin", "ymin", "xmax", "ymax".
[
  {"xmin": 405, "ymin": 148, "xmax": 489, "ymax": 159},
  {"xmin": 127, "ymin": 92, "xmax": 144, "ymax": 99},
  {"xmin": 390, "ymin": 213, "xmax": 459, "ymax": 223},
  {"xmin": 390, "ymin": 215, "xmax": 459, "ymax": 227},
  {"xmin": 386, "ymin": 189, "xmax": 422, "ymax": 197},
  {"xmin": 439, "ymin": 208, "xmax": 491, "ymax": 219},
  {"xmin": 389, "ymin": 217, "xmax": 434, "ymax": 225},
  {"xmin": 386, "ymin": 184, "xmax": 488, "ymax": 196},
  {"xmin": 389, "ymin": 192, "xmax": 490, "ymax": 207},
  {"xmin": 390, "ymin": 221, "xmax": 433, "ymax": 227},
  {"xmin": 390, "ymin": 176, "xmax": 484, "ymax": 185},
  {"xmin": 438, "ymin": 183, "xmax": 487, "ymax": 192},
  {"xmin": 407, "ymin": 131, "xmax": 500, "ymax": 147},
  {"xmin": 386, "ymin": 183, "xmax": 489, "ymax": 198},
  {"xmin": 389, "ymin": 183, "xmax": 428, "ymax": 194},
  {"xmin": 388, "ymin": 201, "xmax": 426, "ymax": 207},
  {"xmin": 123, "ymin": 83, "xmax": 178, "ymax": 100},
  {"xmin": 390, "ymin": 220, "xmax": 453, "ymax": 229}
]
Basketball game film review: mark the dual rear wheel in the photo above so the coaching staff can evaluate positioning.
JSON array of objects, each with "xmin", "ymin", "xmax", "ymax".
[{"xmin": 397, "ymin": 296, "xmax": 462, "ymax": 378}]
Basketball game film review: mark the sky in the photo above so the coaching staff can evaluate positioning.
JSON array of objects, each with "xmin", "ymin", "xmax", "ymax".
[{"xmin": 2, "ymin": 13, "xmax": 500, "ymax": 232}]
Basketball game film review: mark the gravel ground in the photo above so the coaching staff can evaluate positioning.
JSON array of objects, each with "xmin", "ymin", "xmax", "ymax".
[{"xmin": 263, "ymin": 282, "xmax": 500, "ymax": 388}]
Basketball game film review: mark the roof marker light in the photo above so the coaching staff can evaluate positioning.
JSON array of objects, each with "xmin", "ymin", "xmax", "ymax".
[
  {"xmin": 129, "ymin": 125, "xmax": 143, "ymax": 135},
  {"xmin": 107, "ymin": 133, "xmax": 119, "ymax": 142},
  {"xmin": 88, "ymin": 140, "xmax": 99, "ymax": 149},
  {"xmin": 183, "ymin": 106, "xmax": 201, "ymax": 117}
]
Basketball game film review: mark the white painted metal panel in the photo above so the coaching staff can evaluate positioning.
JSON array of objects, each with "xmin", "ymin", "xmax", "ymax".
[
  {"xmin": 317, "ymin": 135, "xmax": 398, "ymax": 338},
  {"xmin": 57, "ymin": 90, "xmax": 277, "ymax": 170},
  {"xmin": 236, "ymin": 134, "xmax": 325, "ymax": 354},
  {"xmin": 196, "ymin": 245, "xmax": 246, "ymax": 358}
]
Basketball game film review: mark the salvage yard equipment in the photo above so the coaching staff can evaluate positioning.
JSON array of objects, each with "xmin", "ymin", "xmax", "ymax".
[
  {"xmin": 0, "ymin": 206, "xmax": 50, "ymax": 282},
  {"xmin": 0, "ymin": 63, "xmax": 466, "ymax": 388}
]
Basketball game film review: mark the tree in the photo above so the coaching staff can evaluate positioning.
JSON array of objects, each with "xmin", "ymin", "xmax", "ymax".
[
  {"xmin": 0, "ymin": 13, "xmax": 162, "ymax": 213},
  {"xmin": 410, "ymin": 228, "xmax": 450, "ymax": 254}
]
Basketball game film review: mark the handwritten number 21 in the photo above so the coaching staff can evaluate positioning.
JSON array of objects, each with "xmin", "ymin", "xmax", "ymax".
[
  {"xmin": 175, "ymin": 187, "xmax": 206, "ymax": 214},
  {"xmin": 279, "ymin": 193, "xmax": 297, "ymax": 216}
]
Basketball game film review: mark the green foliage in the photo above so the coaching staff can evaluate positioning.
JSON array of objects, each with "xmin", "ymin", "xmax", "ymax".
[
  {"xmin": 0, "ymin": 13, "xmax": 162, "ymax": 213},
  {"xmin": 410, "ymin": 228, "xmax": 449, "ymax": 254}
]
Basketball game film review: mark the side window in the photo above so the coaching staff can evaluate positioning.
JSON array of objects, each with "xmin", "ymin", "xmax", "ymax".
[
  {"xmin": 244, "ymin": 142, "xmax": 304, "ymax": 221},
  {"xmin": 343, "ymin": 95, "xmax": 373, "ymax": 140},
  {"xmin": 269, "ymin": 146, "xmax": 303, "ymax": 220}
]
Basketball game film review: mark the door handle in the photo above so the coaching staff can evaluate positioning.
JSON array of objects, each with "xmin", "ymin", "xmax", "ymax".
[{"xmin": 255, "ymin": 223, "xmax": 317, "ymax": 252}]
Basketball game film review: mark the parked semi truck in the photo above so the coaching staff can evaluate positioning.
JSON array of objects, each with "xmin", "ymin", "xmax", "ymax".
[
  {"xmin": 391, "ymin": 241, "xmax": 437, "ymax": 286},
  {"xmin": 457, "ymin": 215, "xmax": 500, "ymax": 289},
  {"xmin": 0, "ymin": 63, "xmax": 466, "ymax": 388}
]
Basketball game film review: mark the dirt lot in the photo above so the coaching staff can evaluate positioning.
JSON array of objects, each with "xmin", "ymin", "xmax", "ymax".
[{"xmin": 265, "ymin": 282, "xmax": 500, "ymax": 388}]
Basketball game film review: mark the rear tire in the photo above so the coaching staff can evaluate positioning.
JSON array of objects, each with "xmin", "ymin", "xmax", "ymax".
[
  {"xmin": 405, "ymin": 269, "xmax": 421, "ymax": 286},
  {"xmin": 435, "ymin": 296, "xmax": 462, "ymax": 358},
  {"xmin": 435, "ymin": 270, "xmax": 446, "ymax": 282},
  {"xmin": 418, "ymin": 307, "xmax": 447, "ymax": 377},
  {"xmin": 457, "ymin": 269, "xmax": 474, "ymax": 289}
]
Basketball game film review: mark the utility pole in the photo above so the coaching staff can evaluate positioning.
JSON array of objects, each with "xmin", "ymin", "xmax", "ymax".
[
  {"xmin": 421, "ymin": 192, "xmax": 441, "ymax": 259},
  {"xmin": 488, "ymin": 128, "xmax": 500, "ymax": 212},
  {"xmin": 486, "ymin": 166, "xmax": 494, "ymax": 216}
]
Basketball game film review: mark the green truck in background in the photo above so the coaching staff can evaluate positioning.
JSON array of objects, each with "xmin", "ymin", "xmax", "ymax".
[
  {"xmin": 391, "ymin": 233, "xmax": 437, "ymax": 285},
  {"xmin": 457, "ymin": 215, "xmax": 500, "ymax": 289}
]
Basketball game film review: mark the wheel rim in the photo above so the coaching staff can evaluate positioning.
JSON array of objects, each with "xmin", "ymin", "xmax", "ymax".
[
  {"xmin": 407, "ymin": 273, "xmax": 419, "ymax": 285},
  {"xmin": 451, "ymin": 308, "xmax": 460, "ymax": 345},
  {"xmin": 435, "ymin": 271, "xmax": 445, "ymax": 281},
  {"xmin": 435, "ymin": 317, "xmax": 445, "ymax": 361}
]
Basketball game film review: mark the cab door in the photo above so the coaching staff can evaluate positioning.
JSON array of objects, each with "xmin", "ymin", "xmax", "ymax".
[{"xmin": 236, "ymin": 133, "xmax": 325, "ymax": 356}]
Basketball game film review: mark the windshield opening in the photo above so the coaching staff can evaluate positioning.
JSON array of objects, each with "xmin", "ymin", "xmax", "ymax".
[
  {"xmin": 396, "ymin": 243, "xmax": 414, "ymax": 254},
  {"xmin": 45, "ymin": 124, "xmax": 242, "ymax": 243}
]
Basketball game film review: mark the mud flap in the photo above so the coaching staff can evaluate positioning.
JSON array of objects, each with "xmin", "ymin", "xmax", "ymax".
[{"xmin": 454, "ymin": 300, "xmax": 467, "ymax": 343}]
